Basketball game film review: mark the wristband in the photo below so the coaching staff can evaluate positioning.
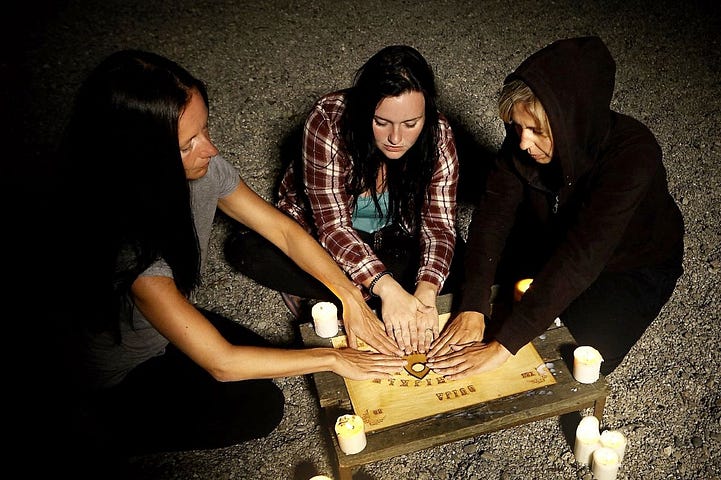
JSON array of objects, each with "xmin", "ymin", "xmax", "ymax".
[{"xmin": 369, "ymin": 271, "xmax": 393, "ymax": 297}]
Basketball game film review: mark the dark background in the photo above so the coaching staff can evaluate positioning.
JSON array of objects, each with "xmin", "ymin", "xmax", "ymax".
[{"xmin": 6, "ymin": 1, "xmax": 720, "ymax": 479}]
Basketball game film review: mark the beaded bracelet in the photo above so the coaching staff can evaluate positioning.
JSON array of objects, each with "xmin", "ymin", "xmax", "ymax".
[{"xmin": 369, "ymin": 271, "xmax": 393, "ymax": 297}]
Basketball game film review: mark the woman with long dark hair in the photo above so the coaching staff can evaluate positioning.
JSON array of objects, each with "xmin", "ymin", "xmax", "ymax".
[
  {"xmin": 54, "ymin": 49, "xmax": 404, "ymax": 474},
  {"xmin": 227, "ymin": 45, "xmax": 462, "ymax": 355}
]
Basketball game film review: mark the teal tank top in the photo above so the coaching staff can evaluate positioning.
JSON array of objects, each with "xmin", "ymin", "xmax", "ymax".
[{"xmin": 352, "ymin": 191, "xmax": 389, "ymax": 233}]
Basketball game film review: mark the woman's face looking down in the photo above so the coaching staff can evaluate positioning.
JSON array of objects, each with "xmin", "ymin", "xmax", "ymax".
[
  {"xmin": 179, "ymin": 88, "xmax": 220, "ymax": 180},
  {"xmin": 372, "ymin": 90, "xmax": 426, "ymax": 161},
  {"xmin": 511, "ymin": 102, "xmax": 554, "ymax": 165}
]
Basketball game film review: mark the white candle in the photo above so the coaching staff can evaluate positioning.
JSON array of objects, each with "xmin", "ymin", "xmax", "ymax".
[
  {"xmin": 600, "ymin": 430, "xmax": 627, "ymax": 462},
  {"xmin": 513, "ymin": 278, "xmax": 533, "ymax": 302},
  {"xmin": 574, "ymin": 415, "xmax": 601, "ymax": 465},
  {"xmin": 308, "ymin": 476, "xmax": 333, "ymax": 480},
  {"xmin": 592, "ymin": 446, "xmax": 620, "ymax": 480},
  {"xmin": 335, "ymin": 414, "xmax": 366, "ymax": 454},
  {"xmin": 311, "ymin": 302, "xmax": 339, "ymax": 338},
  {"xmin": 573, "ymin": 346, "xmax": 603, "ymax": 383}
]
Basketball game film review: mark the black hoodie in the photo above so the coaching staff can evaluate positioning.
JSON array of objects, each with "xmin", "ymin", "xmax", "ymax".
[{"xmin": 459, "ymin": 36, "xmax": 684, "ymax": 354}]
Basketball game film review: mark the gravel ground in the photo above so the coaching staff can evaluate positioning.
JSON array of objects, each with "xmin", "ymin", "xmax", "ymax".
[{"xmin": 10, "ymin": 1, "xmax": 720, "ymax": 479}]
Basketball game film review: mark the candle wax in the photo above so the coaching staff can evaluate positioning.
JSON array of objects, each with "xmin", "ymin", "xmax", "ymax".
[
  {"xmin": 592, "ymin": 446, "xmax": 620, "ymax": 480},
  {"xmin": 577, "ymin": 415, "xmax": 600, "ymax": 435},
  {"xmin": 335, "ymin": 414, "xmax": 366, "ymax": 455},
  {"xmin": 600, "ymin": 429, "xmax": 627, "ymax": 462},
  {"xmin": 574, "ymin": 415, "xmax": 601, "ymax": 465},
  {"xmin": 312, "ymin": 302, "xmax": 339, "ymax": 338},
  {"xmin": 573, "ymin": 345, "xmax": 603, "ymax": 383}
]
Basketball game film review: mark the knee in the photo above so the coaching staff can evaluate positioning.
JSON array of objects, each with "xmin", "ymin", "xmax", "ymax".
[{"xmin": 600, "ymin": 356, "xmax": 623, "ymax": 376}]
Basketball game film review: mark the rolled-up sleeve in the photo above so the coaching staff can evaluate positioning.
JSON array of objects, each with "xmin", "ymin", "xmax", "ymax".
[
  {"xmin": 416, "ymin": 115, "xmax": 459, "ymax": 290},
  {"xmin": 303, "ymin": 96, "xmax": 385, "ymax": 287}
]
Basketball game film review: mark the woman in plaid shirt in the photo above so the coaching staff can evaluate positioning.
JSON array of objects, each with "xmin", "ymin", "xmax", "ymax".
[{"xmin": 227, "ymin": 45, "xmax": 462, "ymax": 356}]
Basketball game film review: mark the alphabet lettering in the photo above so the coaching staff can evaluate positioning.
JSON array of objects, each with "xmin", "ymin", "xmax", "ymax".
[{"xmin": 435, "ymin": 385, "xmax": 477, "ymax": 401}]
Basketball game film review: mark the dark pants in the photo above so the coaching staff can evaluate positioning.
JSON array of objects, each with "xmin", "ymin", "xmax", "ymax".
[
  {"xmin": 224, "ymin": 225, "xmax": 465, "ymax": 310},
  {"xmin": 495, "ymin": 241, "xmax": 683, "ymax": 375},
  {"xmin": 561, "ymin": 265, "xmax": 681, "ymax": 374},
  {"xmin": 59, "ymin": 310, "xmax": 285, "ymax": 477}
]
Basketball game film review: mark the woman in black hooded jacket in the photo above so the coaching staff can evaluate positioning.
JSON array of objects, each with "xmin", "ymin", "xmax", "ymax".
[{"xmin": 427, "ymin": 36, "xmax": 684, "ymax": 377}]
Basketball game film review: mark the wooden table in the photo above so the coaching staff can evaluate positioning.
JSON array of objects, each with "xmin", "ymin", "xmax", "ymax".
[{"xmin": 299, "ymin": 301, "xmax": 609, "ymax": 480}]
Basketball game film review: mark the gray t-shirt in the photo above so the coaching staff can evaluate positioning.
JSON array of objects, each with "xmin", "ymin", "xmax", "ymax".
[{"xmin": 84, "ymin": 156, "xmax": 240, "ymax": 389}]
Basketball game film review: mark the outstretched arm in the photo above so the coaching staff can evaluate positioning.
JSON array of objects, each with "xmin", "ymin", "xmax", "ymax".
[
  {"xmin": 218, "ymin": 179, "xmax": 402, "ymax": 356},
  {"xmin": 131, "ymin": 275, "xmax": 405, "ymax": 381}
]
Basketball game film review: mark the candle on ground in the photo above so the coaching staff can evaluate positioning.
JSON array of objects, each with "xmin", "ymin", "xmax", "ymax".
[
  {"xmin": 573, "ymin": 345, "xmax": 603, "ymax": 383},
  {"xmin": 335, "ymin": 414, "xmax": 366, "ymax": 454},
  {"xmin": 600, "ymin": 429, "xmax": 627, "ymax": 462},
  {"xmin": 311, "ymin": 302, "xmax": 339, "ymax": 338},
  {"xmin": 574, "ymin": 415, "xmax": 601, "ymax": 465},
  {"xmin": 592, "ymin": 446, "xmax": 620, "ymax": 480},
  {"xmin": 513, "ymin": 278, "xmax": 534, "ymax": 302}
]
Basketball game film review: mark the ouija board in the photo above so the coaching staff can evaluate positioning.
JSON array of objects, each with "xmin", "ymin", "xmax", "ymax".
[{"xmin": 330, "ymin": 313, "xmax": 556, "ymax": 433}]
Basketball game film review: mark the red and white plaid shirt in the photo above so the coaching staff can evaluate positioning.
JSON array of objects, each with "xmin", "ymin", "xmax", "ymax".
[{"xmin": 277, "ymin": 92, "xmax": 459, "ymax": 294}]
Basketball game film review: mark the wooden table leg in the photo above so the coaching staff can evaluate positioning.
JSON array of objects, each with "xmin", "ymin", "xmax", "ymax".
[
  {"xmin": 337, "ymin": 465, "xmax": 353, "ymax": 480},
  {"xmin": 593, "ymin": 395, "xmax": 606, "ymax": 421}
]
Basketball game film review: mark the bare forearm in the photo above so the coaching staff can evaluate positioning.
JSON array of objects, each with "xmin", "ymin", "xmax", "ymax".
[
  {"xmin": 414, "ymin": 280, "xmax": 438, "ymax": 306},
  {"xmin": 212, "ymin": 344, "xmax": 404, "ymax": 382},
  {"xmin": 212, "ymin": 346, "xmax": 341, "ymax": 382},
  {"xmin": 283, "ymin": 231, "xmax": 358, "ymax": 298}
]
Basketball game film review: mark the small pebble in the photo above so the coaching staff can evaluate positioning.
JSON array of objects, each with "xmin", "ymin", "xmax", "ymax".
[
  {"xmin": 481, "ymin": 451, "xmax": 498, "ymax": 461},
  {"xmin": 463, "ymin": 443, "xmax": 480, "ymax": 454}
]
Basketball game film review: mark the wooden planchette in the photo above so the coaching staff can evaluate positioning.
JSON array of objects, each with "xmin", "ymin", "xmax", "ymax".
[{"xmin": 404, "ymin": 353, "xmax": 430, "ymax": 379}]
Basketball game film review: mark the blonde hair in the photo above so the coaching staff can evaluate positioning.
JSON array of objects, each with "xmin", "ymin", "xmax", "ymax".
[{"xmin": 498, "ymin": 79, "xmax": 552, "ymax": 140}]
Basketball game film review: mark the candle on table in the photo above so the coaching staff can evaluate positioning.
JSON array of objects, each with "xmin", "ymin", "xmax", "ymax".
[
  {"xmin": 574, "ymin": 415, "xmax": 601, "ymax": 465},
  {"xmin": 513, "ymin": 278, "xmax": 534, "ymax": 302},
  {"xmin": 573, "ymin": 345, "xmax": 603, "ymax": 383},
  {"xmin": 311, "ymin": 302, "xmax": 339, "ymax": 338},
  {"xmin": 335, "ymin": 414, "xmax": 366, "ymax": 454},
  {"xmin": 592, "ymin": 446, "xmax": 620, "ymax": 480},
  {"xmin": 600, "ymin": 429, "xmax": 627, "ymax": 462}
]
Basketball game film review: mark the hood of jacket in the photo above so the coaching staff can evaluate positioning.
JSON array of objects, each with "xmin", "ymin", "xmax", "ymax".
[{"xmin": 504, "ymin": 36, "xmax": 616, "ymax": 188}]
